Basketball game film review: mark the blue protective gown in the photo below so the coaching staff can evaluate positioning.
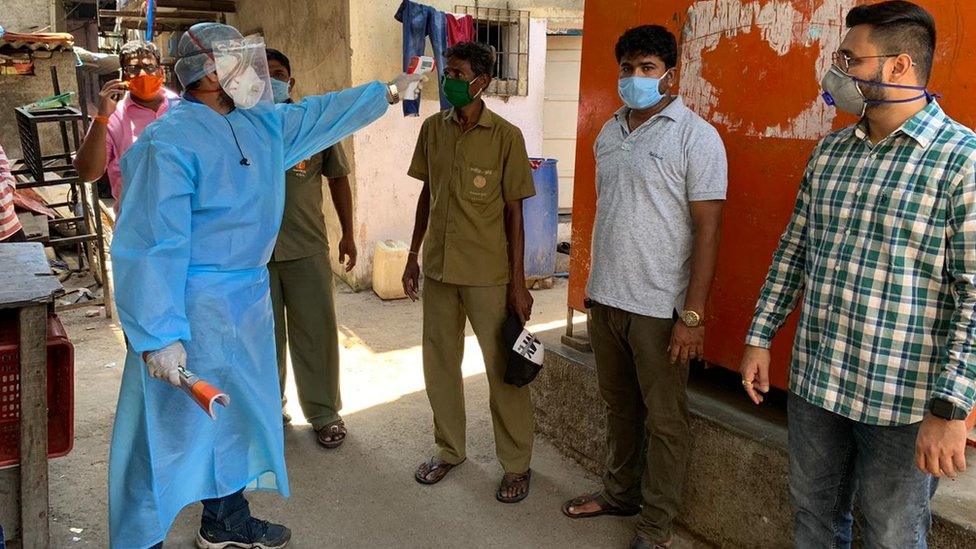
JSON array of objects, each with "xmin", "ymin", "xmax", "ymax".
[{"xmin": 108, "ymin": 81, "xmax": 389, "ymax": 549}]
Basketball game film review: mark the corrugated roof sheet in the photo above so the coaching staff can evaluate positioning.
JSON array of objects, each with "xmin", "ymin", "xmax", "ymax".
[{"xmin": 1, "ymin": 32, "xmax": 75, "ymax": 51}]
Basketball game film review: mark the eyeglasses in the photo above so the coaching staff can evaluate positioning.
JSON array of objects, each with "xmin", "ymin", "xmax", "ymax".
[
  {"xmin": 831, "ymin": 51, "xmax": 901, "ymax": 73},
  {"xmin": 122, "ymin": 64, "xmax": 160, "ymax": 78}
]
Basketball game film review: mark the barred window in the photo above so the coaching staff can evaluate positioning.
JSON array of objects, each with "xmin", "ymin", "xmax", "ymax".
[{"xmin": 453, "ymin": 5, "xmax": 530, "ymax": 97}]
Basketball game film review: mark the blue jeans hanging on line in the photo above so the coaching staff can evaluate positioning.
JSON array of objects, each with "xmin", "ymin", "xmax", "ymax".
[{"xmin": 394, "ymin": 0, "xmax": 450, "ymax": 116}]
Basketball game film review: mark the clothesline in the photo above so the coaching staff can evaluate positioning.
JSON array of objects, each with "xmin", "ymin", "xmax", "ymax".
[{"xmin": 394, "ymin": 0, "xmax": 477, "ymax": 117}]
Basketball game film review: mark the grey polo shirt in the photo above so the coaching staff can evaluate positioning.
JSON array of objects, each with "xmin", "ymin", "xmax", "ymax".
[{"xmin": 586, "ymin": 96, "xmax": 728, "ymax": 318}]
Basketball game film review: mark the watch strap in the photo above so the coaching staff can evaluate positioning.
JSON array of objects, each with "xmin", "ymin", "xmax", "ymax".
[{"xmin": 930, "ymin": 398, "xmax": 969, "ymax": 421}]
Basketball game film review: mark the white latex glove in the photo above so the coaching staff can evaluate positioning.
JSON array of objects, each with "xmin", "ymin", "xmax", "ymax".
[
  {"xmin": 145, "ymin": 341, "xmax": 186, "ymax": 388},
  {"xmin": 392, "ymin": 72, "xmax": 428, "ymax": 101}
]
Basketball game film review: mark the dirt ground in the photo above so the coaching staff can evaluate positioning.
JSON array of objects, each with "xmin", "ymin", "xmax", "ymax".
[{"xmin": 44, "ymin": 277, "xmax": 704, "ymax": 548}]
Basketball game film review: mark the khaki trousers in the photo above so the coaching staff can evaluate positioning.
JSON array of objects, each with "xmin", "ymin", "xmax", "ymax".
[
  {"xmin": 590, "ymin": 302, "xmax": 691, "ymax": 543},
  {"xmin": 269, "ymin": 251, "xmax": 341, "ymax": 429},
  {"xmin": 422, "ymin": 277, "xmax": 534, "ymax": 473}
]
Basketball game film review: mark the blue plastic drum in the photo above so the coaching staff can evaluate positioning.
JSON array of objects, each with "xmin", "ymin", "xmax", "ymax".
[{"xmin": 523, "ymin": 158, "xmax": 559, "ymax": 280}]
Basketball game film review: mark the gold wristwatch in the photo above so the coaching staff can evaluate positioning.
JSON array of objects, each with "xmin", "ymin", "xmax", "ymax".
[{"xmin": 679, "ymin": 310, "xmax": 703, "ymax": 328}]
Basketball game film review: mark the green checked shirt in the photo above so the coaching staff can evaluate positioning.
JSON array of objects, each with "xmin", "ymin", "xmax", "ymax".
[{"xmin": 747, "ymin": 101, "xmax": 976, "ymax": 426}]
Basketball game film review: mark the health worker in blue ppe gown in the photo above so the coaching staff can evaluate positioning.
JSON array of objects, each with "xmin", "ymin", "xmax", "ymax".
[{"xmin": 108, "ymin": 22, "xmax": 425, "ymax": 549}]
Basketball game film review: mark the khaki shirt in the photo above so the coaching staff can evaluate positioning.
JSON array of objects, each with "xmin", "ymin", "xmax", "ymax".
[
  {"xmin": 408, "ymin": 106, "xmax": 536, "ymax": 286},
  {"xmin": 272, "ymin": 143, "xmax": 350, "ymax": 262}
]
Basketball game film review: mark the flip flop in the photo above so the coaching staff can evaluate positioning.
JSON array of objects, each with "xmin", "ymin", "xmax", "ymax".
[
  {"xmin": 414, "ymin": 457, "xmax": 465, "ymax": 485},
  {"xmin": 562, "ymin": 492, "xmax": 641, "ymax": 518},
  {"xmin": 496, "ymin": 470, "xmax": 531, "ymax": 503},
  {"xmin": 315, "ymin": 419, "xmax": 346, "ymax": 449}
]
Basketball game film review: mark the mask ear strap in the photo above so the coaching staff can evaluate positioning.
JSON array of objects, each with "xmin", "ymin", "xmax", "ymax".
[
  {"xmin": 864, "ymin": 91, "xmax": 934, "ymax": 105},
  {"xmin": 853, "ymin": 77, "xmax": 928, "ymax": 92},
  {"xmin": 471, "ymin": 74, "xmax": 487, "ymax": 99}
]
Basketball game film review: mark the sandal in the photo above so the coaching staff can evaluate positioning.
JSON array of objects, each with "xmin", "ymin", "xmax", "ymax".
[
  {"xmin": 315, "ymin": 419, "xmax": 346, "ymax": 449},
  {"xmin": 631, "ymin": 534, "xmax": 672, "ymax": 549},
  {"xmin": 415, "ymin": 457, "xmax": 465, "ymax": 485},
  {"xmin": 496, "ymin": 470, "xmax": 531, "ymax": 503},
  {"xmin": 562, "ymin": 492, "xmax": 641, "ymax": 518}
]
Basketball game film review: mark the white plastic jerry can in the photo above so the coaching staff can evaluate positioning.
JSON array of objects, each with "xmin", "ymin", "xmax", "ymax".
[{"xmin": 373, "ymin": 240, "xmax": 410, "ymax": 300}]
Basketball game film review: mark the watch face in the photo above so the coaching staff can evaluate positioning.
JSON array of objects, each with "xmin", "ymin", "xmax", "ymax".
[{"xmin": 682, "ymin": 311, "xmax": 700, "ymax": 326}]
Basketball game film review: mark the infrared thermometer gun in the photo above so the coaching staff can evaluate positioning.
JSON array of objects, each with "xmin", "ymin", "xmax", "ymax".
[
  {"xmin": 405, "ymin": 56, "xmax": 436, "ymax": 101},
  {"xmin": 178, "ymin": 365, "xmax": 230, "ymax": 420}
]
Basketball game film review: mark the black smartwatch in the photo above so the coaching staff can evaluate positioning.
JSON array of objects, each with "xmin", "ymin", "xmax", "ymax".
[{"xmin": 929, "ymin": 397, "xmax": 969, "ymax": 421}]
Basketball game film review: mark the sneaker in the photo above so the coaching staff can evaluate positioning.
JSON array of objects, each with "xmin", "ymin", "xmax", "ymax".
[{"xmin": 195, "ymin": 517, "xmax": 291, "ymax": 549}]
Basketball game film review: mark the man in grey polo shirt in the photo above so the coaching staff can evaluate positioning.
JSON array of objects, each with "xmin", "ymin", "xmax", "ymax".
[{"xmin": 562, "ymin": 25, "xmax": 727, "ymax": 549}]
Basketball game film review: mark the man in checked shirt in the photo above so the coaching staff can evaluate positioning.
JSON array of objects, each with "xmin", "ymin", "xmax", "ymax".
[{"xmin": 741, "ymin": 2, "xmax": 975, "ymax": 548}]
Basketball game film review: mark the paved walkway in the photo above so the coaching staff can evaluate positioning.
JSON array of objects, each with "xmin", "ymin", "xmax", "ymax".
[{"xmin": 48, "ymin": 279, "xmax": 702, "ymax": 548}]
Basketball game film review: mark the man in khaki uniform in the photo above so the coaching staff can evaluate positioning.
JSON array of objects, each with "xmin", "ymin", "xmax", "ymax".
[
  {"xmin": 267, "ymin": 49, "xmax": 355, "ymax": 448},
  {"xmin": 402, "ymin": 42, "xmax": 537, "ymax": 503}
]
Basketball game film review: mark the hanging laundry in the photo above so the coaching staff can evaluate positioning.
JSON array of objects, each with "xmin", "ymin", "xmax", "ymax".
[
  {"xmin": 395, "ymin": 0, "xmax": 451, "ymax": 116},
  {"xmin": 446, "ymin": 13, "xmax": 476, "ymax": 47}
]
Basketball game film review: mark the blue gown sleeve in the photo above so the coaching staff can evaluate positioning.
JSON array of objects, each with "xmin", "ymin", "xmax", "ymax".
[
  {"xmin": 112, "ymin": 138, "xmax": 196, "ymax": 354},
  {"xmin": 278, "ymin": 81, "xmax": 389, "ymax": 168}
]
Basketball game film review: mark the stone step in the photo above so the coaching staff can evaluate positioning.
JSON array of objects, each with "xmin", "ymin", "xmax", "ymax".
[{"xmin": 533, "ymin": 328, "xmax": 976, "ymax": 548}]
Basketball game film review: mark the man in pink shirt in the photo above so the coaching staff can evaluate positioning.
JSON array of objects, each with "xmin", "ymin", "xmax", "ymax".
[
  {"xmin": 0, "ymin": 143, "xmax": 25, "ymax": 242},
  {"xmin": 74, "ymin": 41, "xmax": 179, "ymax": 214}
]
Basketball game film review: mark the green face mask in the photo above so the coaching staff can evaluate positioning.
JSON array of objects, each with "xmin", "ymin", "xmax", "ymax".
[{"xmin": 443, "ymin": 75, "xmax": 483, "ymax": 108}]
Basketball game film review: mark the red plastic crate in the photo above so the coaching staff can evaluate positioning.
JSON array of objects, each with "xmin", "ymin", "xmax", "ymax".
[{"xmin": 0, "ymin": 310, "xmax": 74, "ymax": 468}]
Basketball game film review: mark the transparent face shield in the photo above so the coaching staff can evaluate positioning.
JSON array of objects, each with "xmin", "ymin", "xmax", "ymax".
[{"xmin": 212, "ymin": 35, "xmax": 272, "ymax": 109}]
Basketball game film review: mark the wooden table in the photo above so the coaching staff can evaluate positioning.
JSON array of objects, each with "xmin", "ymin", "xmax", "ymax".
[{"xmin": 0, "ymin": 243, "xmax": 65, "ymax": 547}]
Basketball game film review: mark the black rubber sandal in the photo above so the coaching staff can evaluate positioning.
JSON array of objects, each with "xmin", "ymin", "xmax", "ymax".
[
  {"xmin": 496, "ymin": 470, "xmax": 531, "ymax": 503},
  {"xmin": 315, "ymin": 419, "xmax": 347, "ymax": 449},
  {"xmin": 562, "ymin": 492, "xmax": 641, "ymax": 518},
  {"xmin": 414, "ymin": 457, "xmax": 465, "ymax": 485}
]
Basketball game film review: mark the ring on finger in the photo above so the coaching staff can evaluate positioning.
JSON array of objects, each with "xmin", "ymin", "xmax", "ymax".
[{"xmin": 741, "ymin": 379, "xmax": 751, "ymax": 387}]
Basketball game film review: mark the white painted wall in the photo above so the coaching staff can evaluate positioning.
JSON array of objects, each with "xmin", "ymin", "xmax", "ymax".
[
  {"xmin": 543, "ymin": 34, "xmax": 581, "ymax": 211},
  {"xmin": 347, "ymin": 8, "xmax": 548, "ymax": 288},
  {"xmin": 679, "ymin": 0, "xmax": 855, "ymax": 139}
]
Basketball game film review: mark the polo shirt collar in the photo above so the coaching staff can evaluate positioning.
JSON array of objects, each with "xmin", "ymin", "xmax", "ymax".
[
  {"xmin": 852, "ymin": 99, "xmax": 945, "ymax": 148},
  {"xmin": 614, "ymin": 95, "xmax": 689, "ymax": 130},
  {"xmin": 444, "ymin": 102, "xmax": 495, "ymax": 128}
]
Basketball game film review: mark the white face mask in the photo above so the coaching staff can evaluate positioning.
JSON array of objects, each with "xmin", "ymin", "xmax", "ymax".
[{"xmin": 219, "ymin": 64, "xmax": 266, "ymax": 109}]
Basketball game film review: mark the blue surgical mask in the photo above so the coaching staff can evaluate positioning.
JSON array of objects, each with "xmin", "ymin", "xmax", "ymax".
[
  {"xmin": 271, "ymin": 78, "xmax": 290, "ymax": 104},
  {"xmin": 618, "ymin": 71, "xmax": 670, "ymax": 110}
]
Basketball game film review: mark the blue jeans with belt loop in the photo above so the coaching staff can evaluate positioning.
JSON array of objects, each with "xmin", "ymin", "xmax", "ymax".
[
  {"xmin": 788, "ymin": 393, "xmax": 938, "ymax": 548},
  {"xmin": 394, "ymin": 0, "xmax": 450, "ymax": 116}
]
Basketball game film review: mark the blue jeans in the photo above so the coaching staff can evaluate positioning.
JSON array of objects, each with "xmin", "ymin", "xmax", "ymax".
[
  {"xmin": 394, "ymin": 0, "xmax": 450, "ymax": 116},
  {"xmin": 788, "ymin": 393, "xmax": 937, "ymax": 549},
  {"xmin": 147, "ymin": 489, "xmax": 250, "ymax": 548}
]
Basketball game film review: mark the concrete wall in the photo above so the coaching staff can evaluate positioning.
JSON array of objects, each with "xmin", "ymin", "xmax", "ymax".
[
  {"xmin": 346, "ymin": 0, "xmax": 569, "ymax": 290},
  {"xmin": 0, "ymin": 51, "xmax": 81, "ymax": 161},
  {"xmin": 230, "ymin": 0, "xmax": 352, "ymax": 98},
  {"xmin": 0, "ymin": 0, "xmax": 51, "ymax": 33}
]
